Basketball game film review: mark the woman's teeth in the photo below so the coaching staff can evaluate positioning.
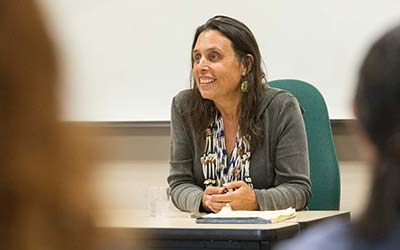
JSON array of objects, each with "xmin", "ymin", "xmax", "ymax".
[{"xmin": 200, "ymin": 78, "xmax": 216, "ymax": 84}]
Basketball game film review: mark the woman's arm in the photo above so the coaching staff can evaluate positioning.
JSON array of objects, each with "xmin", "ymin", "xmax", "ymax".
[
  {"xmin": 167, "ymin": 95, "xmax": 204, "ymax": 212},
  {"xmin": 255, "ymin": 94, "xmax": 312, "ymax": 210}
]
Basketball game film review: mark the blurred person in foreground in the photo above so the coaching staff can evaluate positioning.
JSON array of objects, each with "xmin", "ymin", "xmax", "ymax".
[
  {"xmin": 0, "ymin": 1, "xmax": 98, "ymax": 249},
  {"xmin": 275, "ymin": 24, "xmax": 400, "ymax": 250}
]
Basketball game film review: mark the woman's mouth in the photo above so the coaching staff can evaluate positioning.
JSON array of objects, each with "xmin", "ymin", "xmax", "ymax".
[{"xmin": 199, "ymin": 77, "xmax": 216, "ymax": 84}]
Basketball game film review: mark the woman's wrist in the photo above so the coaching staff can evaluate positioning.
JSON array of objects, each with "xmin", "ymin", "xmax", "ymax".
[
  {"xmin": 250, "ymin": 190, "xmax": 260, "ymax": 210},
  {"xmin": 200, "ymin": 192, "xmax": 212, "ymax": 212}
]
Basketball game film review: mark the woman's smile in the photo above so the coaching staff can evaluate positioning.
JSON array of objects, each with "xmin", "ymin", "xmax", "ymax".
[{"xmin": 199, "ymin": 76, "xmax": 217, "ymax": 84}]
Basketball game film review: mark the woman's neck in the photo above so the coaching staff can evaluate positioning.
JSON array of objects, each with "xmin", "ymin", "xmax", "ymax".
[
  {"xmin": 214, "ymin": 97, "xmax": 241, "ymax": 156},
  {"xmin": 214, "ymin": 95, "xmax": 241, "ymax": 122}
]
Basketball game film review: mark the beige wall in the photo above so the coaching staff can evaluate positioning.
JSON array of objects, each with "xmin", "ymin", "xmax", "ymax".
[{"xmin": 93, "ymin": 124, "xmax": 372, "ymax": 219}]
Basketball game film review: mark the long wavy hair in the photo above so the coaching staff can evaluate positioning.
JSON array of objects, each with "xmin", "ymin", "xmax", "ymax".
[
  {"xmin": 353, "ymin": 25, "xmax": 400, "ymax": 241},
  {"xmin": 186, "ymin": 15, "xmax": 266, "ymax": 150},
  {"xmin": 0, "ymin": 1, "xmax": 97, "ymax": 250}
]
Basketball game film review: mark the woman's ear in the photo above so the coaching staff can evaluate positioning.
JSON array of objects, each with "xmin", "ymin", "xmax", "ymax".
[{"xmin": 241, "ymin": 54, "xmax": 254, "ymax": 76}]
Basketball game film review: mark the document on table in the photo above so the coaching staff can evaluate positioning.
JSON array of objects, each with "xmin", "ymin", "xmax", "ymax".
[{"xmin": 196, "ymin": 206, "xmax": 296, "ymax": 224}]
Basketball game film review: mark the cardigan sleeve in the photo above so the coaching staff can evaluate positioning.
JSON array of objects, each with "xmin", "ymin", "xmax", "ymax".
[
  {"xmin": 167, "ymin": 96, "xmax": 203, "ymax": 212},
  {"xmin": 254, "ymin": 95, "xmax": 312, "ymax": 210}
]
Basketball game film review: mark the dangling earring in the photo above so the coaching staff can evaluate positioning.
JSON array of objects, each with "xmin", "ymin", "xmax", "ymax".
[{"xmin": 241, "ymin": 80, "xmax": 249, "ymax": 93}]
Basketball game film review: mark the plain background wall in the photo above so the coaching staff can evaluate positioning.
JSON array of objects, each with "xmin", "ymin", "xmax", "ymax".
[
  {"xmin": 93, "ymin": 124, "xmax": 372, "ymax": 219},
  {"xmin": 39, "ymin": 0, "xmax": 400, "ymax": 121}
]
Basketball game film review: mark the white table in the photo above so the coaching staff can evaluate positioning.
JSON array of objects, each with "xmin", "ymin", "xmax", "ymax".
[{"xmin": 96, "ymin": 209, "xmax": 349, "ymax": 250}]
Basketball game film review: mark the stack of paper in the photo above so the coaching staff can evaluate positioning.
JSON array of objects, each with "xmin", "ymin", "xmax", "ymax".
[{"xmin": 196, "ymin": 206, "xmax": 296, "ymax": 224}]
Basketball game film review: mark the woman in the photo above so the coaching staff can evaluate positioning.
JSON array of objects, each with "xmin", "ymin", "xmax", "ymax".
[
  {"xmin": 275, "ymin": 25, "xmax": 400, "ymax": 250},
  {"xmin": 0, "ymin": 1, "xmax": 98, "ymax": 249},
  {"xmin": 168, "ymin": 15, "xmax": 311, "ymax": 213}
]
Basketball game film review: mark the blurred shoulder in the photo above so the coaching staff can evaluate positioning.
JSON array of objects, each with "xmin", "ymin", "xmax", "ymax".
[{"xmin": 274, "ymin": 219, "xmax": 351, "ymax": 250}]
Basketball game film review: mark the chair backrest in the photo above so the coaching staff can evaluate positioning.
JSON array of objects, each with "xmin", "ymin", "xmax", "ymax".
[{"xmin": 268, "ymin": 79, "xmax": 340, "ymax": 210}]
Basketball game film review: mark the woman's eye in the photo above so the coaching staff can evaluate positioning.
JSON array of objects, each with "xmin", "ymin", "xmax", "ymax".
[
  {"xmin": 194, "ymin": 54, "xmax": 201, "ymax": 63},
  {"xmin": 209, "ymin": 52, "xmax": 220, "ymax": 62}
]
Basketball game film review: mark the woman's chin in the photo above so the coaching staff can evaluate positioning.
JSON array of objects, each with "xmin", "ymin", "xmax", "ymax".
[{"xmin": 199, "ymin": 90, "xmax": 215, "ymax": 101}]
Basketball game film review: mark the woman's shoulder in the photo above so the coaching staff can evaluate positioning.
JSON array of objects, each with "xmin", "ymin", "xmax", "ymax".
[
  {"xmin": 274, "ymin": 219, "xmax": 351, "ymax": 250},
  {"xmin": 173, "ymin": 89, "xmax": 191, "ymax": 103},
  {"xmin": 258, "ymin": 86, "xmax": 300, "ymax": 116},
  {"xmin": 262, "ymin": 85, "xmax": 296, "ymax": 104},
  {"xmin": 172, "ymin": 89, "xmax": 192, "ymax": 112}
]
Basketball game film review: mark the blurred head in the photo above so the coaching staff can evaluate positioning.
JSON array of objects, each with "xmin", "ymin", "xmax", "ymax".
[
  {"xmin": 0, "ymin": 1, "xmax": 96, "ymax": 249},
  {"xmin": 188, "ymin": 15, "xmax": 266, "ymax": 148},
  {"xmin": 354, "ymin": 25, "xmax": 400, "ymax": 240},
  {"xmin": 354, "ymin": 26, "xmax": 400, "ymax": 163}
]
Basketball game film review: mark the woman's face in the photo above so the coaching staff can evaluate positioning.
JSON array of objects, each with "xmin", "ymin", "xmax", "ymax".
[{"xmin": 192, "ymin": 30, "xmax": 245, "ymax": 103}]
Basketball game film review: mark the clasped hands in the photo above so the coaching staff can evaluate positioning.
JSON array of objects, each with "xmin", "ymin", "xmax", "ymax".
[{"xmin": 201, "ymin": 181, "xmax": 259, "ymax": 213}]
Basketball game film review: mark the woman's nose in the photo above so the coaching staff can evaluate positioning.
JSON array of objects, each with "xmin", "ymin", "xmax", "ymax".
[{"xmin": 198, "ymin": 58, "xmax": 210, "ymax": 70}]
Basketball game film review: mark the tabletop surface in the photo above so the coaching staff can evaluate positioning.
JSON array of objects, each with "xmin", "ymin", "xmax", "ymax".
[
  {"xmin": 97, "ymin": 209, "xmax": 301, "ymax": 241},
  {"xmin": 97, "ymin": 209, "xmax": 350, "ymax": 227},
  {"xmin": 288, "ymin": 210, "xmax": 350, "ymax": 223},
  {"xmin": 96, "ymin": 209, "xmax": 349, "ymax": 241}
]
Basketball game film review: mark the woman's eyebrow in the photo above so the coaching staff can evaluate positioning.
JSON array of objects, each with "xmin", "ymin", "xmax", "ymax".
[{"xmin": 193, "ymin": 46, "xmax": 223, "ymax": 54}]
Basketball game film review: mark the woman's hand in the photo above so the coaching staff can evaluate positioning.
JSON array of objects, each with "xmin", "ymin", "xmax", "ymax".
[
  {"xmin": 201, "ymin": 186, "xmax": 226, "ymax": 213},
  {"xmin": 202, "ymin": 181, "xmax": 260, "ymax": 212},
  {"xmin": 221, "ymin": 181, "xmax": 260, "ymax": 211}
]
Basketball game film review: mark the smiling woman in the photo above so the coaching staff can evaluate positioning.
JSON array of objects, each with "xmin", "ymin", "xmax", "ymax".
[{"xmin": 168, "ymin": 15, "xmax": 312, "ymax": 213}]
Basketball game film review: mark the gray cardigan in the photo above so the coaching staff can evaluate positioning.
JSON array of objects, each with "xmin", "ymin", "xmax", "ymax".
[{"xmin": 168, "ymin": 87, "xmax": 311, "ymax": 212}]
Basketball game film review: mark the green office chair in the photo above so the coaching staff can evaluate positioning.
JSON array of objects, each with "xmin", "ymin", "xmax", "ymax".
[{"xmin": 268, "ymin": 79, "xmax": 340, "ymax": 210}]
